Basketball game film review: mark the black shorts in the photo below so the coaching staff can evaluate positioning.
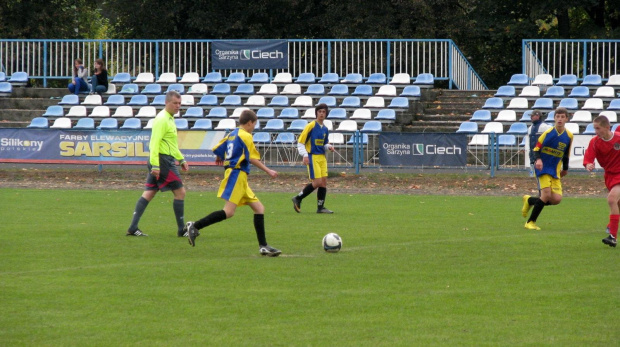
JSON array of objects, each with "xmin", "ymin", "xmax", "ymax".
[{"xmin": 145, "ymin": 154, "xmax": 183, "ymax": 192}]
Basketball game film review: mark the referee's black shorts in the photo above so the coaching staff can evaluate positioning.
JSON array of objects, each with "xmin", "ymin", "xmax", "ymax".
[{"xmin": 145, "ymin": 154, "xmax": 183, "ymax": 192}]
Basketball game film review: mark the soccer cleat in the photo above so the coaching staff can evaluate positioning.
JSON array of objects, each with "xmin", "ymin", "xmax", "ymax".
[
  {"xmin": 126, "ymin": 229, "xmax": 148, "ymax": 236},
  {"xmin": 259, "ymin": 245, "xmax": 282, "ymax": 257},
  {"xmin": 602, "ymin": 235, "xmax": 617, "ymax": 247},
  {"xmin": 184, "ymin": 221, "xmax": 200, "ymax": 247},
  {"xmin": 524, "ymin": 221, "xmax": 541, "ymax": 230},
  {"xmin": 291, "ymin": 196, "xmax": 301, "ymax": 213},
  {"xmin": 317, "ymin": 207, "xmax": 333, "ymax": 214},
  {"xmin": 521, "ymin": 195, "xmax": 532, "ymax": 218},
  {"xmin": 178, "ymin": 230, "xmax": 188, "ymax": 237}
]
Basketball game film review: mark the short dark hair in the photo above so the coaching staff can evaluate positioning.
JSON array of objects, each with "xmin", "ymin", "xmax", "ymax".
[
  {"xmin": 315, "ymin": 103, "xmax": 328, "ymax": 116},
  {"xmin": 239, "ymin": 109, "xmax": 257, "ymax": 124},
  {"xmin": 555, "ymin": 107, "xmax": 569, "ymax": 116},
  {"xmin": 594, "ymin": 114, "xmax": 611, "ymax": 127},
  {"xmin": 165, "ymin": 90, "xmax": 181, "ymax": 103}
]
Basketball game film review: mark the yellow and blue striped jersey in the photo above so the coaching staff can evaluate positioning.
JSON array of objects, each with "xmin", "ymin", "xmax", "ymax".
[
  {"xmin": 298, "ymin": 121, "xmax": 329, "ymax": 155},
  {"xmin": 534, "ymin": 126, "xmax": 573, "ymax": 178},
  {"xmin": 212, "ymin": 128, "xmax": 260, "ymax": 174}
]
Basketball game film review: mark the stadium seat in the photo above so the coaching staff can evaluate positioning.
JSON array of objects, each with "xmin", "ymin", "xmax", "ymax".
[
  {"xmin": 128, "ymin": 95, "xmax": 149, "ymax": 106},
  {"xmin": 413, "ymin": 73, "xmax": 434, "ymax": 87},
  {"xmin": 481, "ymin": 97, "xmax": 504, "ymax": 109},
  {"xmin": 207, "ymin": 107, "xmax": 227, "ymax": 118},
  {"xmin": 296, "ymin": 73, "xmax": 316, "ymax": 84},
  {"xmin": 507, "ymin": 73, "xmax": 529, "ymax": 86},
  {"xmin": 582, "ymin": 98, "xmax": 603, "ymax": 111},
  {"xmin": 73, "ymin": 117, "xmax": 95, "ymax": 129},
  {"xmin": 253, "ymin": 132, "xmax": 271, "ymax": 144},
  {"xmin": 532, "ymin": 74, "xmax": 554, "ymax": 88},
  {"xmin": 366, "ymin": 73, "xmax": 387, "ymax": 84},
  {"xmin": 470, "ymin": 110, "xmax": 492, "ymax": 122},
  {"xmin": 544, "ymin": 111, "xmax": 556, "ymax": 123},
  {"xmin": 268, "ymin": 96, "xmax": 289, "ymax": 107},
  {"xmin": 166, "ymin": 83, "xmax": 184, "ymax": 94},
  {"xmin": 134, "ymin": 73, "xmax": 154, "ymax": 84},
  {"xmin": 8, "ymin": 71, "xmax": 28, "ymax": 86},
  {"xmin": 245, "ymin": 95, "xmax": 266, "ymax": 107},
  {"xmin": 565, "ymin": 122, "xmax": 580, "ymax": 134},
  {"xmin": 248, "ymin": 73, "xmax": 269, "ymax": 84},
  {"xmin": 257, "ymin": 108, "xmax": 275, "ymax": 119},
  {"xmin": 375, "ymin": 109, "xmax": 396, "ymax": 122},
  {"xmin": 120, "ymin": 118, "xmax": 142, "ymax": 130},
  {"xmin": 183, "ymin": 107, "xmax": 204, "ymax": 118},
  {"xmin": 318, "ymin": 73, "xmax": 339, "ymax": 84},
  {"xmin": 335, "ymin": 120, "xmax": 358, "ymax": 132},
  {"xmin": 230, "ymin": 107, "xmax": 250, "ymax": 118},
  {"xmin": 90, "ymin": 106, "xmax": 111, "ymax": 118},
  {"xmin": 210, "ymin": 83, "xmax": 231, "ymax": 94},
  {"xmin": 58, "ymin": 94, "xmax": 80, "ymax": 106},
  {"xmin": 606, "ymin": 74, "xmax": 620, "ymax": 87},
  {"xmin": 304, "ymin": 84, "xmax": 325, "ymax": 95},
  {"xmin": 481, "ymin": 122, "xmax": 503, "ymax": 133},
  {"xmin": 272, "ymin": 73, "xmax": 293, "ymax": 84},
  {"xmin": 341, "ymin": 73, "xmax": 363, "ymax": 84},
  {"xmin": 519, "ymin": 110, "xmax": 533, "ymax": 122},
  {"xmin": 364, "ymin": 96, "xmax": 385, "ymax": 108},
  {"xmin": 156, "ymin": 72, "xmax": 177, "ymax": 84},
  {"xmin": 197, "ymin": 95, "xmax": 218, "ymax": 106},
  {"xmin": 234, "ymin": 84, "xmax": 255, "ymax": 95},
  {"xmin": 278, "ymin": 108, "xmax": 299, "ymax": 119},
  {"xmin": 119, "ymin": 83, "xmax": 139, "ymax": 94},
  {"xmin": 179, "ymin": 72, "xmax": 200, "ymax": 84},
  {"xmin": 519, "ymin": 86, "xmax": 540, "ymax": 98},
  {"xmin": 111, "ymin": 73, "xmax": 131, "ymax": 84},
  {"xmin": 581, "ymin": 74, "xmax": 602, "ymax": 87},
  {"xmin": 599, "ymin": 111, "xmax": 618, "ymax": 123},
  {"xmin": 226, "ymin": 72, "xmax": 246, "ymax": 83},
  {"xmin": 301, "ymin": 109, "xmax": 316, "ymax": 119},
  {"xmin": 144, "ymin": 119, "xmax": 155, "ymax": 129},
  {"xmin": 215, "ymin": 118, "xmax": 237, "ymax": 130},
  {"xmin": 0, "ymin": 82, "xmax": 13, "ymax": 96},
  {"xmin": 498, "ymin": 134, "xmax": 517, "ymax": 146},
  {"xmin": 104, "ymin": 94, "xmax": 125, "ymax": 106},
  {"xmin": 568, "ymin": 86, "xmax": 590, "ymax": 98},
  {"xmin": 506, "ymin": 122, "xmax": 528, "ymax": 134},
  {"xmin": 150, "ymin": 95, "xmax": 166, "ymax": 106},
  {"xmin": 583, "ymin": 123, "xmax": 596, "ymax": 135},
  {"xmin": 613, "ymin": 124, "xmax": 620, "ymax": 132},
  {"xmin": 67, "ymin": 106, "xmax": 87, "ymax": 118},
  {"xmin": 360, "ymin": 120, "xmax": 382, "ymax": 133},
  {"xmin": 390, "ymin": 73, "xmax": 411, "ymax": 84},
  {"xmin": 571, "ymin": 110, "xmax": 592, "ymax": 122},
  {"xmin": 327, "ymin": 108, "xmax": 347, "ymax": 120},
  {"xmin": 400, "ymin": 86, "xmax": 421, "ymax": 98},
  {"xmin": 141, "ymin": 83, "xmax": 162, "ymax": 95},
  {"xmin": 136, "ymin": 106, "xmax": 157, "ymax": 118},
  {"xmin": 273, "ymin": 132, "xmax": 296, "ymax": 145},
  {"xmin": 191, "ymin": 119, "xmax": 212, "ymax": 130},
  {"xmin": 556, "ymin": 74, "xmax": 578, "ymax": 86},
  {"xmin": 112, "ymin": 106, "xmax": 133, "ymax": 118},
  {"xmin": 291, "ymin": 96, "xmax": 313, "ymax": 107},
  {"xmin": 507, "ymin": 98, "xmax": 528, "ymax": 110},
  {"xmin": 495, "ymin": 86, "xmax": 516, "ymax": 98},
  {"xmin": 203, "ymin": 72, "xmax": 223, "ymax": 83},
  {"xmin": 263, "ymin": 119, "xmax": 285, "ymax": 131},
  {"xmin": 495, "ymin": 110, "xmax": 517, "ymax": 122},
  {"xmin": 543, "ymin": 86, "xmax": 565, "ymax": 98},
  {"xmin": 593, "ymin": 86, "xmax": 615, "ymax": 98},
  {"xmin": 352, "ymin": 85, "xmax": 373, "ymax": 96},
  {"xmin": 97, "ymin": 118, "xmax": 118, "ymax": 130},
  {"xmin": 468, "ymin": 134, "xmax": 489, "ymax": 146},
  {"xmin": 323, "ymin": 119, "xmax": 334, "ymax": 130},
  {"xmin": 0, "ymin": 72, "xmax": 6, "ymax": 82},
  {"xmin": 316, "ymin": 96, "xmax": 337, "ymax": 107},
  {"xmin": 340, "ymin": 96, "xmax": 361, "ymax": 108},
  {"xmin": 174, "ymin": 118, "xmax": 189, "ymax": 130},
  {"xmin": 43, "ymin": 105, "xmax": 64, "ymax": 117},
  {"xmin": 257, "ymin": 84, "xmax": 279, "ymax": 95},
  {"xmin": 456, "ymin": 121, "xmax": 478, "ymax": 134},
  {"xmin": 27, "ymin": 117, "xmax": 49, "ymax": 129},
  {"xmin": 280, "ymin": 84, "xmax": 302, "ymax": 95},
  {"xmin": 50, "ymin": 117, "xmax": 72, "ymax": 129},
  {"xmin": 287, "ymin": 119, "xmax": 308, "ymax": 131},
  {"xmin": 328, "ymin": 132, "xmax": 345, "ymax": 145},
  {"xmin": 329, "ymin": 85, "xmax": 349, "ymax": 96},
  {"xmin": 607, "ymin": 99, "xmax": 620, "ymax": 111},
  {"xmin": 347, "ymin": 133, "xmax": 369, "ymax": 145},
  {"xmin": 532, "ymin": 98, "xmax": 554, "ymax": 110},
  {"xmin": 350, "ymin": 109, "xmax": 371, "ymax": 120},
  {"xmin": 388, "ymin": 97, "xmax": 409, "ymax": 108},
  {"xmin": 187, "ymin": 83, "xmax": 208, "ymax": 94},
  {"xmin": 558, "ymin": 98, "xmax": 578, "ymax": 110},
  {"xmin": 376, "ymin": 85, "xmax": 397, "ymax": 97}
]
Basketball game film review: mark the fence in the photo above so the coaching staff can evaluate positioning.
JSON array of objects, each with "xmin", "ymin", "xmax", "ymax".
[{"xmin": 0, "ymin": 39, "xmax": 487, "ymax": 90}]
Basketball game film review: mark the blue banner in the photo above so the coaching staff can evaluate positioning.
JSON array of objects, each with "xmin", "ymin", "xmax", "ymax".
[
  {"xmin": 212, "ymin": 40, "xmax": 288, "ymax": 70},
  {"xmin": 379, "ymin": 133, "xmax": 467, "ymax": 167}
]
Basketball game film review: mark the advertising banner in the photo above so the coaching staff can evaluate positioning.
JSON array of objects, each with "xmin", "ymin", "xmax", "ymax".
[
  {"xmin": 379, "ymin": 133, "xmax": 467, "ymax": 167},
  {"xmin": 0, "ymin": 129, "xmax": 225, "ymax": 165},
  {"xmin": 212, "ymin": 40, "xmax": 288, "ymax": 69}
]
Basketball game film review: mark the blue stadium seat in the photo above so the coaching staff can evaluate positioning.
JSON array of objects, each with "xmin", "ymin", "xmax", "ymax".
[
  {"xmin": 544, "ymin": 111, "xmax": 556, "ymax": 123},
  {"xmin": 375, "ymin": 109, "xmax": 396, "ymax": 121},
  {"xmin": 366, "ymin": 73, "xmax": 387, "ymax": 84},
  {"xmin": 413, "ymin": 73, "xmax": 434, "ymax": 87},
  {"xmin": 202, "ymin": 72, "xmax": 223, "ymax": 83},
  {"xmin": 206, "ymin": 107, "xmax": 228, "ymax": 118},
  {"xmin": 127, "ymin": 95, "xmax": 149, "ymax": 106},
  {"xmin": 0, "ymin": 72, "xmax": 6, "ymax": 82},
  {"xmin": 58, "ymin": 94, "xmax": 80, "ymax": 106},
  {"xmin": 278, "ymin": 108, "xmax": 299, "ymax": 119},
  {"xmin": 166, "ymin": 83, "xmax": 184, "ymax": 94},
  {"xmin": 234, "ymin": 84, "xmax": 255, "ymax": 95},
  {"xmin": 141, "ymin": 83, "xmax": 162, "ymax": 95},
  {"xmin": 27, "ymin": 117, "xmax": 49, "ymax": 128},
  {"xmin": 328, "ymin": 108, "xmax": 347, "ymax": 120},
  {"xmin": 119, "ymin": 83, "xmax": 139, "ymax": 94},
  {"xmin": 456, "ymin": 121, "xmax": 478, "ymax": 134},
  {"xmin": 340, "ymin": 96, "xmax": 361, "ymax": 108},
  {"xmin": 248, "ymin": 73, "xmax": 269, "ymax": 83},
  {"xmin": 613, "ymin": 124, "xmax": 620, "ymax": 132},
  {"xmin": 111, "ymin": 72, "xmax": 131, "ymax": 84},
  {"xmin": 318, "ymin": 73, "xmax": 339, "ymax": 84},
  {"xmin": 257, "ymin": 107, "xmax": 275, "ymax": 119},
  {"xmin": 558, "ymin": 98, "xmax": 578, "ymax": 110},
  {"xmin": 211, "ymin": 83, "xmax": 231, "ymax": 94},
  {"xmin": 268, "ymin": 96, "xmax": 289, "ymax": 107},
  {"xmin": 221, "ymin": 95, "xmax": 242, "ymax": 106},
  {"xmin": 495, "ymin": 86, "xmax": 516, "ymax": 97},
  {"xmin": 0, "ymin": 81, "xmax": 13, "ymax": 96},
  {"xmin": 304, "ymin": 84, "xmax": 325, "ymax": 95},
  {"xmin": 581, "ymin": 74, "xmax": 602, "ymax": 87},
  {"xmin": 253, "ymin": 132, "xmax": 271, "ymax": 144},
  {"xmin": 226, "ymin": 72, "xmax": 246, "ymax": 83},
  {"xmin": 296, "ymin": 73, "xmax": 316, "ymax": 84},
  {"xmin": 481, "ymin": 97, "xmax": 504, "ymax": 109},
  {"xmin": 183, "ymin": 107, "xmax": 204, "ymax": 118},
  {"xmin": 274, "ymin": 132, "xmax": 296, "ymax": 144},
  {"xmin": 608, "ymin": 99, "xmax": 620, "ymax": 111},
  {"xmin": 583, "ymin": 123, "xmax": 596, "ymax": 135},
  {"xmin": 498, "ymin": 134, "xmax": 517, "ymax": 146},
  {"xmin": 317, "ymin": 96, "xmax": 337, "ymax": 107},
  {"xmin": 197, "ymin": 95, "xmax": 218, "ymax": 106},
  {"xmin": 287, "ymin": 119, "xmax": 308, "ymax": 131},
  {"xmin": 120, "ymin": 118, "xmax": 142, "ymax": 130},
  {"xmin": 8, "ymin": 71, "xmax": 28, "ymax": 85},
  {"xmin": 556, "ymin": 74, "xmax": 578, "ymax": 86},
  {"xmin": 347, "ymin": 133, "xmax": 368, "ymax": 144},
  {"xmin": 470, "ymin": 110, "xmax": 492, "ymax": 122},
  {"xmin": 388, "ymin": 97, "xmax": 409, "ymax": 108},
  {"xmin": 532, "ymin": 98, "xmax": 554, "ymax": 110},
  {"xmin": 174, "ymin": 118, "xmax": 189, "ymax": 130},
  {"xmin": 97, "ymin": 118, "xmax": 118, "ymax": 130},
  {"xmin": 341, "ymin": 73, "xmax": 363, "ymax": 84},
  {"xmin": 400, "ymin": 86, "xmax": 421, "ymax": 98},
  {"xmin": 506, "ymin": 122, "xmax": 528, "ymax": 134},
  {"xmin": 104, "ymin": 94, "xmax": 125, "ymax": 106},
  {"xmin": 361, "ymin": 120, "xmax": 382, "ymax": 133},
  {"xmin": 263, "ymin": 119, "xmax": 285, "ymax": 131},
  {"xmin": 43, "ymin": 105, "xmax": 65, "ymax": 117},
  {"xmin": 568, "ymin": 86, "xmax": 590, "ymax": 98},
  {"xmin": 329, "ymin": 85, "xmax": 349, "ymax": 96},
  {"xmin": 507, "ymin": 73, "xmax": 529, "ymax": 86},
  {"xmin": 544, "ymin": 86, "xmax": 565, "ymax": 98},
  {"xmin": 73, "ymin": 117, "xmax": 95, "ymax": 129},
  {"xmin": 352, "ymin": 85, "xmax": 373, "ymax": 96},
  {"xmin": 191, "ymin": 119, "xmax": 213, "ymax": 130},
  {"xmin": 519, "ymin": 110, "xmax": 533, "ymax": 122}
]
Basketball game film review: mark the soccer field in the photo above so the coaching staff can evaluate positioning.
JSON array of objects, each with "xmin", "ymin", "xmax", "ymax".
[{"xmin": 0, "ymin": 189, "xmax": 617, "ymax": 346}]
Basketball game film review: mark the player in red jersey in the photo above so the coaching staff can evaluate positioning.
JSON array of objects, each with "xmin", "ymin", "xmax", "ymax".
[{"xmin": 583, "ymin": 115, "xmax": 620, "ymax": 247}]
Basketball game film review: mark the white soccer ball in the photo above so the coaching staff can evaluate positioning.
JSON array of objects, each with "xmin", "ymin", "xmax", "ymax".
[{"xmin": 322, "ymin": 233, "xmax": 342, "ymax": 253}]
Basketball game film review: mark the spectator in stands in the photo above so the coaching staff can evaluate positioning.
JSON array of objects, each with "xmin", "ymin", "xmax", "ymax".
[
  {"xmin": 90, "ymin": 58, "xmax": 108, "ymax": 95},
  {"xmin": 291, "ymin": 103, "xmax": 336, "ymax": 214},
  {"xmin": 68, "ymin": 58, "xmax": 89, "ymax": 95},
  {"xmin": 182, "ymin": 109, "xmax": 282, "ymax": 257},
  {"xmin": 126, "ymin": 90, "xmax": 189, "ymax": 237},
  {"xmin": 521, "ymin": 107, "xmax": 573, "ymax": 231},
  {"xmin": 527, "ymin": 110, "xmax": 551, "ymax": 177},
  {"xmin": 583, "ymin": 115, "xmax": 619, "ymax": 247}
]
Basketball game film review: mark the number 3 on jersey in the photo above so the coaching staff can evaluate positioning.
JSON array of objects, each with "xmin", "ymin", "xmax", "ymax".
[{"xmin": 225, "ymin": 143, "xmax": 234, "ymax": 159}]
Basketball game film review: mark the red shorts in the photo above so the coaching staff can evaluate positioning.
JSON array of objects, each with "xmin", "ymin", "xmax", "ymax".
[{"xmin": 604, "ymin": 172, "xmax": 620, "ymax": 191}]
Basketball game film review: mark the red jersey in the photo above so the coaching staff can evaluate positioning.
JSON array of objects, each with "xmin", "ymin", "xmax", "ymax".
[{"xmin": 583, "ymin": 132, "xmax": 620, "ymax": 189}]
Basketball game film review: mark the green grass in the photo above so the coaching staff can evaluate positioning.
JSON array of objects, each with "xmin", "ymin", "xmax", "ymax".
[{"xmin": 0, "ymin": 189, "xmax": 618, "ymax": 346}]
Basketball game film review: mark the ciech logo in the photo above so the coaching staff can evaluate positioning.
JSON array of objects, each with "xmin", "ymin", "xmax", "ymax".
[
  {"xmin": 239, "ymin": 49, "xmax": 284, "ymax": 60},
  {"xmin": 412, "ymin": 143, "xmax": 462, "ymax": 155},
  {"xmin": 1, "ymin": 138, "xmax": 44, "ymax": 151}
]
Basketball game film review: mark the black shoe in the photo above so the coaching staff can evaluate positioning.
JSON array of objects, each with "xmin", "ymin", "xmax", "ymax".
[
  {"xmin": 178, "ymin": 230, "xmax": 188, "ymax": 237},
  {"xmin": 317, "ymin": 208, "xmax": 333, "ymax": 214},
  {"xmin": 126, "ymin": 229, "xmax": 148, "ymax": 236},
  {"xmin": 259, "ymin": 245, "xmax": 282, "ymax": 257},
  {"xmin": 184, "ymin": 221, "xmax": 200, "ymax": 247},
  {"xmin": 291, "ymin": 197, "xmax": 301, "ymax": 213},
  {"xmin": 602, "ymin": 235, "xmax": 617, "ymax": 247}
]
